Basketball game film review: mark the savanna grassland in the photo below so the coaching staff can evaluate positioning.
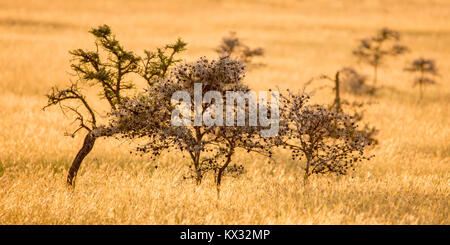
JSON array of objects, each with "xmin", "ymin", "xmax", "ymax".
[{"xmin": 0, "ymin": 0, "xmax": 449, "ymax": 224}]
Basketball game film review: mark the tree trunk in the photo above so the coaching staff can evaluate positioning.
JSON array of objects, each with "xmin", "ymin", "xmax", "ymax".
[
  {"xmin": 373, "ymin": 63, "xmax": 378, "ymax": 88},
  {"xmin": 67, "ymin": 130, "xmax": 97, "ymax": 187},
  {"xmin": 303, "ymin": 172, "xmax": 310, "ymax": 186},
  {"xmin": 216, "ymin": 163, "xmax": 229, "ymax": 195},
  {"xmin": 195, "ymin": 168, "xmax": 202, "ymax": 185},
  {"xmin": 216, "ymin": 149, "xmax": 233, "ymax": 197},
  {"xmin": 216, "ymin": 166, "xmax": 226, "ymax": 198},
  {"xmin": 419, "ymin": 70, "xmax": 424, "ymax": 100},
  {"xmin": 334, "ymin": 71, "xmax": 342, "ymax": 113},
  {"xmin": 193, "ymin": 127, "xmax": 203, "ymax": 185},
  {"xmin": 303, "ymin": 157, "xmax": 311, "ymax": 186},
  {"xmin": 194, "ymin": 152, "xmax": 203, "ymax": 185}
]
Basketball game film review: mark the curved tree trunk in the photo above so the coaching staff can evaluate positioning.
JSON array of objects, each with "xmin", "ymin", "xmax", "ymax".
[
  {"xmin": 216, "ymin": 150, "xmax": 233, "ymax": 197},
  {"xmin": 67, "ymin": 130, "xmax": 97, "ymax": 187},
  {"xmin": 216, "ymin": 165, "xmax": 227, "ymax": 193}
]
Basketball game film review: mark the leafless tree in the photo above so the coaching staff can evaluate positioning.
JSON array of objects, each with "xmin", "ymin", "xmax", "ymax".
[
  {"xmin": 216, "ymin": 32, "xmax": 264, "ymax": 65},
  {"xmin": 404, "ymin": 58, "xmax": 439, "ymax": 99},
  {"xmin": 353, "ymin": 28, "xmax": 408, "ymax": 90}
]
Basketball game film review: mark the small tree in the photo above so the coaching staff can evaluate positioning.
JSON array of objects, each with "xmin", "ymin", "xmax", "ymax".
[
  {"xmin": 44, "ymin": 24, "xmax": 186, "ymax": 187},
  {"xmin": 110, "ymin": 56, "xmax": 273, "ymax": 192},
  {"xmin": 305, "ymin": 68, "xmax": 378, "ymax": 145},
  {"xmin": 338, "ymin": 67, "xmax": 371, "ymax": 95},
  {"xmin": 212, "ymin": 114, "xmax": 272, "ymax": 194},
  {"xmin": 404, "ymin": 58, "xmax": 439, "ymax": 99},
  {"xmin": 277, "ymin": 91, "xmax": 371, "ymax": 184},
  {"xmin": 215, "ymin": 32, "xmax": 264, "ymax": 65},
  {"xmin": 353, "ymin": 28, "xmax": 408, "ymax": 89}
]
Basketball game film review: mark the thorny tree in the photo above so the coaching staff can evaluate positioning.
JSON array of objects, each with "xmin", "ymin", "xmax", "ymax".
[
  {"xmin": 43, "ymin": 24, "xmax": 186, "ymax": 187},
  {"xmin": 215, "ymin": 32, "xmax": 264, "ymax": 65},
  {"xmin": 353, "ymin": 28, "xmax": 408, "ymax": 89},
  {"xmin": 110, "ymin": 56, "xmax": 273, "ymax": 192},
  {"xmin": 276, "ymin": 91, "xmax": 372, "ymax": 184},
  {"xmin": 404, "ymin": 58, "xmax": 439, "ymax": 99}
]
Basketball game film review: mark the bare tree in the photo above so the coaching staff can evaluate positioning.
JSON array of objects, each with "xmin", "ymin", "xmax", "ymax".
[
  {"xmin": 353, "ymin": 28, "xmax": 408, "ymax": 89},
  {"xmin": 404, "ymin": 58, "xmax": 439, "ymax": 99},
  {"xmin": 216, "ymin": 32, "xmax": 264, "ymax": 65}
]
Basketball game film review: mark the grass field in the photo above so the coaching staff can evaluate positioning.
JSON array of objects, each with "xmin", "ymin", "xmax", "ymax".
[{"xmin": 0, "ymin": 0, "xmax": 448, "ymax": 224}]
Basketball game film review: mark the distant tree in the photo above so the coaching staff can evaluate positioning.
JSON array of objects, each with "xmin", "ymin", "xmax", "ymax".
[
  {"xmin": 353, "ymin": 28, "xmax": 408, "ymax": 90},
  {"xmin": 277, "ymin": 90, "xmax": 372, "ymax": 184},
  {"xmin": 44, "ymin": 24, "xmax": 186, "ymax": 187},
  {"xmin": 404, "ymin": 58, "xmax": 439, "ymax": 99},
  {"xmin": 338, "ymin": 67, "xmax": 371, "ymax": 95},
  {"xmin": 216, "ymin": 32, "xmax": 264, "ymax": 65},
  {"xmin": 305, "ymin": 68, "xmax": 378, "ymax": 145}
]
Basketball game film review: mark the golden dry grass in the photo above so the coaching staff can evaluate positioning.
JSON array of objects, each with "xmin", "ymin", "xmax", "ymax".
[{"xmin": 0, "ymin": 0, "xmax": 449, "ymax": 224}]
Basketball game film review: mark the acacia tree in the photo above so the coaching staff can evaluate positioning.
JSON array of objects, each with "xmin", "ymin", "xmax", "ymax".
[
  {"xmin": 44, "ymin": 24, "xmax": 186, "ymax": 187},
  {"xmin": 215, "ymin": 32, "xmax": 264, "ymax": 65},
  {"xmin": 109, "ymin": 56, "xmax": 274, "ymax": 191},
  {"xmin": 276, "ymin": 91, "xmax": 371, "ymax": 184},
  {"xmin": 404, "ymin": 58, "xmax": 439, "ymax": 99},
  {"xmin": 353, "ymin": 28, "xmax": 408, "ymax": 89}
]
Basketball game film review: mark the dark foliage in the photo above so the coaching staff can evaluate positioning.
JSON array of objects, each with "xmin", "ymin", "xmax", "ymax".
[
  {"xmin": 404, "ymin": 58, "xmax": 439, "ymax": 99},
  {"xmin": 353, "ymin": 28, "xmax": 408, "ymax": 89}
]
